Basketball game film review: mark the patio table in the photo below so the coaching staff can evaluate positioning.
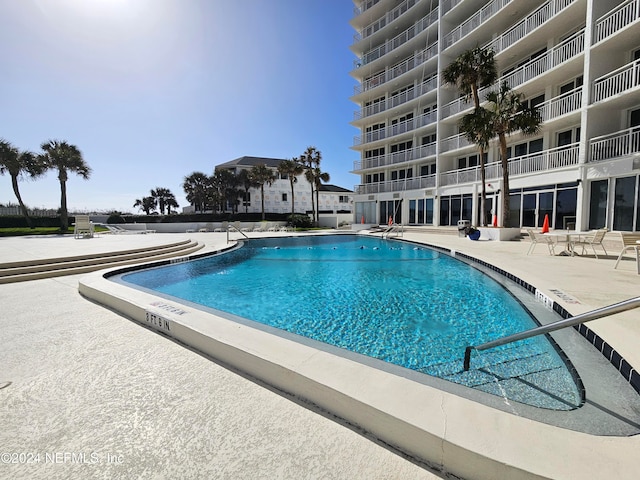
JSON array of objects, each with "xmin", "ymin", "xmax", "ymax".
[{"xmin": 543, "ymin": 231, "xmax": 590, "ymax": 256}]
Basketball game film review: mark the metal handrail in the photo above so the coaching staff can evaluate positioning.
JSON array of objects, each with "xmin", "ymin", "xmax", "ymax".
[
  {"xmin": 226, "ymin": 224, "xmax": 249, "ymax": 243},
  {"xmin": 463, "ymin": 296, "xmax": 640, "ymax": 371}
]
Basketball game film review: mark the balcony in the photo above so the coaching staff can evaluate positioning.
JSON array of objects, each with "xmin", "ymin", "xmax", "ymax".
[
  {"xmin": 484, "ymin": 0, "xmax": 576, "ymax": 56},
  {"xmin": 440, "ymin": 29, "xmax": 584, "ymax": 119},
  {"xmin": 354, "ymin": 0, "xmax": 421, "ymax": 42},
  {"xmin": 594, "ymin": 0, "xmax": 640, "ymax": 44},
  {"xmin": 439, "ymin": 144, "xmax": 580, "ymax": 186},
  {"xmin": 442, "ymin": 0, "xmax": 464, "ymax": 15},
  {"xmin": 537, "ymin": 87, "xmax": 582, "ymax": 122},
  {"xmin": 354, "ymin": 75, "xmax": 438, "ymax": 121},
  {"xmin": 440, "ymin": 133, "xmax": 473, "ymax": 153},
  {"xmin": 355, "ymin": 8, "xmax": 438, "ymax": 68},
  {"xmin": 354, "ymin": 41, "xmax": 438, "ymax": 95},
  {"xmin": 589, "ymin": 127, "xmax": 640, "ymax": 162},
  {"xmin": 354, "ymin": 0, "xmax": 382, "ymax": 17},
  {"xmin": 443, "ymin": 0, "xmax": 513, "ymax": 49},
  {"xmin": 592, "ymin": 58, "xmax": 640, "ymax": 103},
  {"xmin": 353, "ymin": 143, "xmax": 437, "ymax": 171},
  {"xmin": 355, "ymin": 175, "xmax": 436, "ymax": 194},
  {"xmin": 354, "ymin": 111, "xmax": 438, "ymax": 146}
]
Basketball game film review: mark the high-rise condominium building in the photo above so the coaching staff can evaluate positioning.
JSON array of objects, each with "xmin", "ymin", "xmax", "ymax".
[{"xmin": 349, "ymin": 0, "xmax": 640, "ymax": 231}]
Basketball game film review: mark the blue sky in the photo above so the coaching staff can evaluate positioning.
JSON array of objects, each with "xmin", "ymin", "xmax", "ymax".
[{"xmin": 0, "ymin": 0, "xmax": 358, "ymax": 213}]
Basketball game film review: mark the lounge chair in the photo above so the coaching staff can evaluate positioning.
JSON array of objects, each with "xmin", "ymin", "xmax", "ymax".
[
  {"xmin": 253, "ymin": 222, "xmax": 267, "ymax": 232},
  {"xmin": 213, "ymin": 222, "xmax": 227, "ymax": 232},
  {"xmin": 74, "ymin": 215, "xmax": 94, "ymax": 239},
  {"xmin": 105, "ymin": 225, "xmax": 154, "ymax": 235},
  {"xmin": 526, "ymin": 229, "xmax": 555, "ymax": 255},
  {"xmin": 571, "ymin": 228, "xmax": 608, "ymax": 258},
  {"xmin": 614, "ymin": 232, "xmax": 640, "ymax": 274}
]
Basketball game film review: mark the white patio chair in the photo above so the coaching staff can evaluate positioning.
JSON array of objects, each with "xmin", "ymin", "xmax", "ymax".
[
  {"xmin": 74, "ymin": 215, "xmax": 94, "ymax": 238},
  {"xmin": 526, "ymin": 229, "xmax": 555, "ymax": 255},
  {"xmin": 572, "ymin": 228, "xmax": 608, "ymax": 259}
]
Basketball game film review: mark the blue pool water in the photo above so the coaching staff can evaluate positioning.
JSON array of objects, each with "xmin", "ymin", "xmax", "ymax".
[{"xmin": 120, "ymin": 235, "xmax": 582, "ymax": 410}]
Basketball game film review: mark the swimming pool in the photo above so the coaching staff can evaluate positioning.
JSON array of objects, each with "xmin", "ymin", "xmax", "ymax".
[{"xmin": 119, "ymin": 235, "xmax": 582, "ymax": 410}]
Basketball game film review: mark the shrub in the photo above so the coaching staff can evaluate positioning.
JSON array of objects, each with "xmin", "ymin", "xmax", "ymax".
[{"xmin": 288, "ymin": 214, "xmax": 313, "ymax": 229}]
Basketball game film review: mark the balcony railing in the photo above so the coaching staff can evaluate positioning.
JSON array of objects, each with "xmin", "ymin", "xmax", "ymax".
[
  {"xmin": 485, "ymin": 0, "xmax": 576, "ymax": 56},
  {"xmin": 353, "ymin": 143, "xmax": 437, "ymax": 171},
  {"xmin": 441, "ymin": 29, "xmax": 584, "ymax": 119},
  {"xmin": 594, "ymin": 0, "xmax": 640, "ymax": 44},
  {"xmin": 354, "ymin": 111, "xmax": 438, "ymax": 146},
  {"xmin": 439, "ymin": 144, "xmax": 580, "ymax": 186},
  {"xmin": 442, "ymin": 0, "xmax": 464, "ymax": 14},
  {"xmin": 354, "ymin": 0, "xmax": 421, "ymax": 42},
  {"xmin": 592, "ymin": 58, "xmax": 640, "ymax": 103},
  {"xmin": 354, "ymin": 75, "xmax": 438, "ymax": 120},
  {"xmin": 355, "ymin": 41, "xmax": 438, "ymax": 95},
  {"xmin": 590, "ymin": 127, "xmax": 640, "ymax": 162},
  {"xmin": 501, "ymin": 29, "xmax": 584, "ymax": 89},
  {"xmin": 537, "ymin": 87, "xmax": 582, "ymax": 122},
  {"xmin": 356, "ymin": 8, "xmax": 438, "ymax": 68},
  {"xmin": 440, "ymin": 133, "xmax": 473, "ymax": 153},
  {"xmin": 355, "ymin": 175, "xmax": 436, "ymax": 194},
  {"xmin": 443, "ymin": 0, "xmax": 513, "ymax": 49},
  {"xmin": 354, "ymin": 0, "xmax": 381, "ymax": 17}
]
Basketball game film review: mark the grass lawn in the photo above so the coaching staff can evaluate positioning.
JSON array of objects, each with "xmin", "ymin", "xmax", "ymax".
[{"xmin": 0, "ymin": 226, "xmax": 108, "ymax": 237}]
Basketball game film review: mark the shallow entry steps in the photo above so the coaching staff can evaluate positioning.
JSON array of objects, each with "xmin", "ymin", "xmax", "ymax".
[{"xmin": 0, "ymin": 239, "xmax": 203, "ymax": 283}]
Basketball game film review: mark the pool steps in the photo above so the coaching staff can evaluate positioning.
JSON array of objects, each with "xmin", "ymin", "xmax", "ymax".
[{"xmin": 0, "ymin": 239, "xmax": 203, "ymax": 284}]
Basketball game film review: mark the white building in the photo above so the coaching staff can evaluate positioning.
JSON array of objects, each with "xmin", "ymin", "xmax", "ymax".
[
  {"xmin": 350, "ymin": 0, "xmax": 640, "ymax": 231},
  {"xmin": 215, "ymin": 156, "xmax": 353, "ymax": 216}
]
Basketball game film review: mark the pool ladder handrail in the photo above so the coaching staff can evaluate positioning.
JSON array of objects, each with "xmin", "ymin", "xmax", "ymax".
[
  {"xmin": 226, "ymin": 223, "xmax": 249, "ymax": 243},
  {"xmin": 463, "ymin": 296, "xmax": 640, "ymax": 371},
  {"xmin": 382, "ymin": 223, "xmax": 403, "ymax": 238}
]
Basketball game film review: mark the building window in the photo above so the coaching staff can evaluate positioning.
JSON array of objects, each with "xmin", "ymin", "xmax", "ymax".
[
  {"xmin": 282, "ymin": 193, "xmax": 287, "ymax": 202},
  {"xmin": 338, "ymin": 195, "xmax": 349, "ymax": 203}
]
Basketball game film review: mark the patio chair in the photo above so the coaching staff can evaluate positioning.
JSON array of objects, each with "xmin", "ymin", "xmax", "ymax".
[
  {"xmin": 526, "ymin": 229, "xmax": 555, "ymax": 255},
  {"xmin": 614, "ymin": 232, "xmax": 640, "ymax": 274},
  {"xmin": 74, "ymin": 215, "xmax": 94, "ymax": 238},
  {"xmin": 571, "ymin": 228, "xmax": 608, "ymax": 258}
]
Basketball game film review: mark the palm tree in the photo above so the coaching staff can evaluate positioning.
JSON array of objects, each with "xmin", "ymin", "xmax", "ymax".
[
  {"xmin": 237, "ymin": 169, "xmax": 257, "ymax": 214},
  {"xmin": 248, "ymin": 164, "xmax": 276, "ymax": 220},
  {"xmin": 183, "ymin": 172, "xmax": 211, "ymax": 212},
  {"xmin": 133, "ymin": 196, "xmax": 157, "ymax": 215},
  {"xmin": 442, "ymin": 46, "xmax": 497, "ymax": 110},
  {"xmin": 211, "ymin": 169, "xmax": 239, "ymax": 213},
  {"xmin": 443, "ymin": 46, "xmax": 497, "ymax": 226},
  {"xmin": 39, "ymin": 140, "xmax": 91, "ymax": 232},
  {"xmin": 0, "ymin": 140, "xmax": 45, "ymax": 228},
  {"xmin": 277, "ymin": 158, "xmax": 304, "ymax": 216},
  {"xmin": 300, "ymin": 146, "xmax": 322, "ymax": 223},
  {"xmin": 484, "ymin": 82, "xmax": 542, "ymax": 227},
  {"xmin": 151, "ymin": 187, "xmax": 178, "ymax": 215},
  {"xmin": 459, "ymin": 108, "xmax": 494, "ymax": 226},
  {"xmin": 309, "ymin": 167, "xmax": 330, "ymax": 226}
]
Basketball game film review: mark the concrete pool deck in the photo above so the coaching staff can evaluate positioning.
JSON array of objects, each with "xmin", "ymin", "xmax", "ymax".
[{"xmin": 1, "ymin": 230, "xmax": 639, "ymax": 479}]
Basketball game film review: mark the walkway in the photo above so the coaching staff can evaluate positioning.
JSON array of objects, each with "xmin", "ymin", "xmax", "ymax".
[{"xmin": 1, "ymin": 230, "xmax": 639, "ymax": 479}]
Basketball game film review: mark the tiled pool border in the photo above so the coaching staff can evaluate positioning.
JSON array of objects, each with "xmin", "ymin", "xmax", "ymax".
[{"xmin": 448, "ymin": 247, "xmax": 640, "ymax": 396}]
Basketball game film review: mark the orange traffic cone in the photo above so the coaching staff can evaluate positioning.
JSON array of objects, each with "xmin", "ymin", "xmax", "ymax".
[
  {"xmin": 492, "ymin": 214, "xmax": 497, "ymax": 227},
  {"xmin": 388, "ymin": 216, "xmax": 393, "ymax": 226},
  {"xmin": 541, "ymin": 214, "xmax": 550, "ymax": 233},
  {"xmin": 361, "ymin": 215, "xmax": 364, "ymax": 224}
]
